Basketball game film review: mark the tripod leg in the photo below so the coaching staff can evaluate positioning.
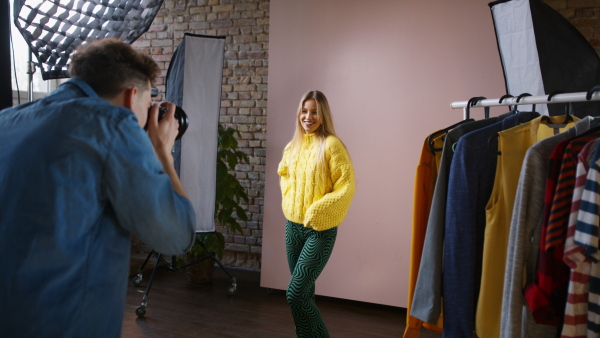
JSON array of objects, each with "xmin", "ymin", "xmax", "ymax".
[
  {"xmin": 136, "ymin": 252, "xmax": 162, "ymax": 317},
  {"xmin": 133, "ymin": 250, "xmax": 157, "ymax": 286},
  {"xmin": 197, "ymin": 239, "xmax": 237, "ymax": 295}
]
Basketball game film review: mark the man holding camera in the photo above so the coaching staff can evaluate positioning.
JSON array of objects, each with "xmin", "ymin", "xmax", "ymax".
[{"xmin": 0, "ymin": 38, "xmax": 195, "ymax": 337}]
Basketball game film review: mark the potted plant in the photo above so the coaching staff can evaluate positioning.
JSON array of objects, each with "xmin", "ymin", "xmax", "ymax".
[{"xmin": 184, "ymin": 124, "xmax": 249, "ymax": 283}]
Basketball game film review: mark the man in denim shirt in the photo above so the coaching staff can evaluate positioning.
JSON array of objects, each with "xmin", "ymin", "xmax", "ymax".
[{"xmin": 0, "ymin": 38, "xmax": 196, "ymax": 337}]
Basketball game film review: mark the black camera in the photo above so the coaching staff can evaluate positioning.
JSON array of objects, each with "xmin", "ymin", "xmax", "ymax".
[
  {"xmin": 146, "ymin": 88, "xmax": 189, "ymax": 140},
  {"xmin": 144, "ymin": 105, "xmax": 189, "ymax": 140}
]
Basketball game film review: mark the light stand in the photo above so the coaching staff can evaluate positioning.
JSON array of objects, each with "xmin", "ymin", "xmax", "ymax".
[{"xmin": 27, "ymin": 47, "xmax": 35, "ymax": 102}]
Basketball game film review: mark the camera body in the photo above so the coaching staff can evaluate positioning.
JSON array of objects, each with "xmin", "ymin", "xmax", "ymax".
[{"xmin": 144, "ymin": 105, "xmax": 189, "ymax": 140}]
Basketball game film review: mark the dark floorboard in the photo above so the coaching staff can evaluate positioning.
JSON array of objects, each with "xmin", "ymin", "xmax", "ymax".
[{"xmin": 122, "ymin": 261, "xmax": 442, "ymax": 337}]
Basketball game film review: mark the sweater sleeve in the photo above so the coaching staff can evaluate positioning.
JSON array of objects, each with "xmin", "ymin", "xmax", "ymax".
[
  {"xmin": 277, "ymin": 144, "xmax": 290, "ymax": 197},
  {"xmin": 304, "ymin": 137, "xmax": 355, "ymax": 231}
]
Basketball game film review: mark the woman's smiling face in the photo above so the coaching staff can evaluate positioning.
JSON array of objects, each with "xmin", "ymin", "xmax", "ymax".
[{"xmin": 299, "ymin": 98, "xmax": 321, "ymax": 133}]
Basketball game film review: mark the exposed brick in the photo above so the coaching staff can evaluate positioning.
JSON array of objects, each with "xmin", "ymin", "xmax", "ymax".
[
  {"xmin": 234, "ymin": 84, "xmax": 257, "ymax": 92},
  {"xmin": 235, "ymin": 164, "xmax": 253, "ymax": 173},
  {"xmin": 233, "ymin": 35, "xmax": 255, "ymax": 44},
  {"xmin": 238, "ymin": 76, "xmax": 251, "ymax": 84},
  {"xmin": 152, "ymin": 54, "xmax": 173, "ymax": 62},
  {"xmin": 258, "ymin": 1, "xmax": 269, "ymax": 10},
  {"xmin": 149, "ymin": 24, "xmax": 167, "ymax": 32},
  {"xmin": 213, "ymin": 4, "xmax": 234, "ymax": 12},
  {"xmin": 225, "ymin": 243, "xmax": 249, "ymax": 253},
  {"xmin": 256, "ymin": 101, "xmax": 267, "ymax": 108},
  {"xmin": 132, "ymin": 39, "xmax": 151, "ymax": 48},
  {"xmin": 234, "ymin": 19, "xmax": 257, "ymax": 26},
  {"xmin": 235, "ymin": 3, "xmax": 258, "ymax": 11},
  {"xmin": 189, "ymin": 21, "xmax": 210, "ymax": 30},
  {"xmin": 567, "ymin": 0, "xmax": 600, "ymax": 7},
  {"xmin": 151, "ymin": 39, "xmax": 173, "ymax": 47},
  {"xmin": 232, "ymin": 115, "xmax": 256, "ymax": 124},
  {"xmin": 190, "ymin": 7, "xmax": 208, "ymax": 15},
  {"xmin": 211, "ymin": 19, "xmax": 233, "ymax": 28}
]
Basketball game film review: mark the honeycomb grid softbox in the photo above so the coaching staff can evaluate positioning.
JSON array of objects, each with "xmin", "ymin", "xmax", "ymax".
[{"xmin": 13, "ymin": 0, "xmax": 164, "ymax": 80}]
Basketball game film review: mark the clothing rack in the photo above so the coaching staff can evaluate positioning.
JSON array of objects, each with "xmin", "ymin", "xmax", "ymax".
[{"xmin": 451, "ymin": 87, "xmax": 600, "ymax": 120}]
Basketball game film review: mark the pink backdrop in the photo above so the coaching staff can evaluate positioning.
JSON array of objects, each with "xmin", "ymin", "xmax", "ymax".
[{"xmin": 261, "ymin": 0, "xmax": 507, "ymax": 307}]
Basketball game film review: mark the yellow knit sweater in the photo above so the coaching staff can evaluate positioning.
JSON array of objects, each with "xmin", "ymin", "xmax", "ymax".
[{"xmin": 277, "ymin": 133, "xmax": 355, "ymax": 231}]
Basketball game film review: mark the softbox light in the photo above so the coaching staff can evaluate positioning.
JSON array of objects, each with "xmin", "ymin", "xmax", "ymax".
[
  {"xmin": 489, "ymin": 0, "xmax": 600, "ymax": 116},
  {"xmin": 166, "ymin": 33, "xmax": 226, "ymax": 233},
  {"xmin": 13, "ymin": 0, "xmax": 164, "ymax": 80}
]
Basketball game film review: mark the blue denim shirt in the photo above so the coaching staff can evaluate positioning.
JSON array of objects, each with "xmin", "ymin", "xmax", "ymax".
[{"xmin": 0, "ymin": 78, "xmax": 195, "ymax": 337}]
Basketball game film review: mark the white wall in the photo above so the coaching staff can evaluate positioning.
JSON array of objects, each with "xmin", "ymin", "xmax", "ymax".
[{"xmin": 261, "ymin": 0, "xmax": 507, "ymax": 307}]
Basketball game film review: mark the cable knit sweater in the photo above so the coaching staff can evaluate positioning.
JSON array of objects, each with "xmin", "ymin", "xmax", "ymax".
[{"xmin": 278, "ymin": 133, "xmax": 355, "ymax": 231}]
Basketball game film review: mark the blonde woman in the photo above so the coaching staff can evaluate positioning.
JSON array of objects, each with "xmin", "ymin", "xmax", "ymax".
[{"xmin": 278, "ymin": 90, "xmax": 355, "ymax": 337}]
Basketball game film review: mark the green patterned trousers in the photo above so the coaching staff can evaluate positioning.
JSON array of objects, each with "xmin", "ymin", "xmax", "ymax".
[{"xmin": 285, "ymin": 220, "xmax": 338, "ymax": 338}]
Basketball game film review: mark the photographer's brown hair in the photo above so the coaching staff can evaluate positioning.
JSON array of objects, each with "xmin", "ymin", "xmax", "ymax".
[{"xmin": 69, "ymin": 38, "xmax": 160, "ymax": 98}]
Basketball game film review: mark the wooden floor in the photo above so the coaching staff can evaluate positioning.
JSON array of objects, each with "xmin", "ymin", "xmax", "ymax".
[{"xmin": 122, "ymin": 260, "xmax": 442, "ymax": 338}]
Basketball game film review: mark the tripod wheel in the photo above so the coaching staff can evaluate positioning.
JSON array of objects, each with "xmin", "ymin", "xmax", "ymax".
[
  {"xmin": 135, "ymin": 305, "xmax": 146, "ymax": 317},
  {"xmin": 133, "ymin": 274, "xmax": 142, "ymax": 286}
]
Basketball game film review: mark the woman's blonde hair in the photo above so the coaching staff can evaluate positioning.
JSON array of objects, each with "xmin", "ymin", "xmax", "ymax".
[{"xmin": 286, "ymin": 90, "xmax": 339, "ymax": 185}]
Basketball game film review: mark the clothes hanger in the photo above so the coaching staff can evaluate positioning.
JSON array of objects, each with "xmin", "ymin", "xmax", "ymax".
[
  {"xmin": 467, "ymin": 96, "xmax": 490, "ymax": 119},
  {"xmin": 427, "ymin": 118, "xmax": 474, "ymax": 154},
  {"xmin": 464, "ymin": 97, "xmax": 481, "ymax": 120},
  {"xmin": 427, "ymin": 99, "xmax": 478, "ymax": 154},
  {"xmin": 586, "ymin": 84, "xmax": 600, "ymax": 101},
  {"xmin": 498, "ymin": 94, "xmax": 517, "ymax": 111},
  {"xmin": 516, "ymin": 93, "xmax": 536, "ymax": 113},
  {"xmin": 487, "ymin": 93, "xmax": 534, "ymax": 156},
  {"xmin": 499, "ymin": 94, "xmax": 516, "ymax": 114},
  {"xmin": 544, "ymin": 90, "xmax": 573, "ymax": 124}
]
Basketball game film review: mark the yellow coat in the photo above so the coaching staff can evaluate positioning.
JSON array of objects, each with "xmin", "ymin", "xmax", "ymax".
[{"xmin": 278, "ymin": 133, "xmax": 355, "ymax": 231}]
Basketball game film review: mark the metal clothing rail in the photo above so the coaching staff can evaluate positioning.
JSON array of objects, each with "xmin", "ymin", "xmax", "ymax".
[{"xmin": 451, "ymin": 87, "xmax": 600, "ymax": 120}]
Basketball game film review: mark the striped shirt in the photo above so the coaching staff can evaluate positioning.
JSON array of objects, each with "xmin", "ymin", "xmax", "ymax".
[
  {"xmin": 528, "ymin": 133, "xmax": 600, "ymax": 325},
  {"xmin": 574, "ymin": 141, "xmax": 600, "ymax": 335},
  {"xmin": 546, "ymin": 133, "xmax": 600, "ymax": 250},
  {"xmin": 562, "ymin": 139, "xmax": 599, "ymax": 337}
]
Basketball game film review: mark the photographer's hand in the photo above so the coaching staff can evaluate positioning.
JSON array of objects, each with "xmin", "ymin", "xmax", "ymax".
[{"xmin": 147, "ymin": 102, "xmax": 188, "ymax": 198}]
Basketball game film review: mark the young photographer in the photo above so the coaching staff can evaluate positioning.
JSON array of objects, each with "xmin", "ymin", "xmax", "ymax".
[{"xmin": 0, "ymin": 38, "xmax": 195, "ymax": 337}]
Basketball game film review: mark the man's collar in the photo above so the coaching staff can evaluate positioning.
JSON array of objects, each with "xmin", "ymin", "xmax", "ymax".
[{"xmin": 61, "ymin": 78, "xmax": 99, "ymax": 98}]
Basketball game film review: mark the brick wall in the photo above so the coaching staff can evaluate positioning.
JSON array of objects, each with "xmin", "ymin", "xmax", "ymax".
[
  {"xmin": 132, "ymin": 0, "xmax": 269, "ymax": 270},
  {"xmin": 131, "ymin": 0, "xmax": 599, "ymax": 271}
]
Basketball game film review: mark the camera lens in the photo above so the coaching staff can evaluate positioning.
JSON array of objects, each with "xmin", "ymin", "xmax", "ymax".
[
  {"xmin": 173, "ymin": 106, "xmax": 189, "ymax": 140},
  {"xmin": 144, "ymin": 105, "xmax": 189, "ymax": 140}
]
